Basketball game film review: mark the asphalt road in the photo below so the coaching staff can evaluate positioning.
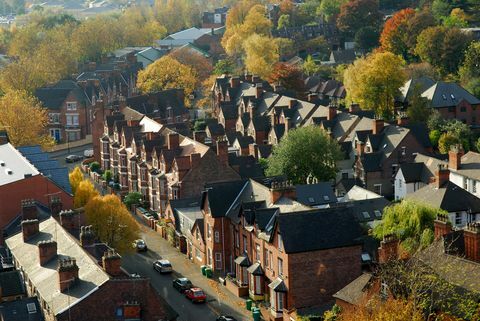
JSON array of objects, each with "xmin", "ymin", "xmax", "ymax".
[
  {"xmin": 122, "ymin": 227, "xmax": 250, "ymax": 321},
  {"xmin": 48, "ymin": 143, "xmax": 92, "ymax": 171}
]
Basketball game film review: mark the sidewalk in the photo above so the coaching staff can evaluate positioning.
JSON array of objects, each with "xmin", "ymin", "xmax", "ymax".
[{"xmin": 137, "ymin": 218, "xmax": 253, "ymax": 321}]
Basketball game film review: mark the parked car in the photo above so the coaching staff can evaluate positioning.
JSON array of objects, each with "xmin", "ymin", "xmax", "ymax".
[
  {"xmin": 153, "ymin": 259, "xmax": 172, "ymax": 273},
  {"xmin": 216, "ymin": 316, "xmax": 237, "ymax": 321},
  {"xmin": 65, "ymin": 155, "xmax": 83, "ymax": 163},
  {"xmin": 84, "ymin": 149, "xmax": 94, "ymax": 157},
  {"xmin": 172, "ymin": 278, "xmax": 193, "ymax": 293},
  {"xmin": 132, "ymin": 239, "xmax": 147, "ymax": 252},
  {"xmin": 185, "ymin": 287, "xmax": 206, "ymax": 303}
]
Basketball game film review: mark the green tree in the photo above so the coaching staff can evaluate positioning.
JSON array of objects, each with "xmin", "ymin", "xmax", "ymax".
[
  {"xmin": 266, "ymin": 126, "xmax": 343, "ymax": 184},
  {"xmin": 429, "ymin": 129, "xmax": 442, "ymax": 148},
  {"xmin": 85, "ymin": 195, "xmax": 140, "ymax": 254},
  {"xmin": 124, "ymin": 192, "xmax": 144, "ymax": 208},
  {"xmin": 89, "ymin": 161, "xmax": 101, "ymax": 173},
  {"xmin": 354, "ymin": 26, "xmax": 379, "ymax": 51},
  {"xmin": 438, "ymin": 132, "xmax": 462, "ymax": 154},
  {"xmin": 102, "ymin": 170, "xmax": 113, "ymax": 182},
  {"xmin": 406, "ymin": 87, "xmax": 431, "ymax": 124},
  {"xmin": 459, "ymin": 41, "xmax": 480, "ymax": 81},
  {"xmin": 373, "ymin": 200, "xmax": 443, "ymax": 254},
  {"xmin": 443, "ymin": 8, "xmax": 469, "ymax": 27},
  {"xmin": 336, "ymin": 0, "xmax": 380, "ymax": 37},
  {"xmin": 432, "ymin": 0, "xmax": 452, "ymax": 21},
  {"xmin": 213, "ymin": 59, "xmax": 236, "ymax": 75},
  {"xmin": 317, "ymin": 0, "xmax": 347, "ymax": 22},
  {"xmin": 302, "ymin": 55, "xmax": 319, "ymax": 76},
  {"xmin": 277, "ymin": 14, "xmax": 291, "ymax": 29}
]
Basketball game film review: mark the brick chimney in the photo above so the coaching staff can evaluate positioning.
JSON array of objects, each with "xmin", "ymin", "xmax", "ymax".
[
  {"xmin": 59, "ymin": 210, "xmax": 80, "ymax": 232},
  {"xmin": 434, "ymin": 213, "xmax": 452, "ymax": 240},
  {"xmin": 249, "ymin": 143, "xmax": 259, "ymax": 159},
  {"xmin": 252, "ymin": 75, "xmax": 260, "ymax": 83},
  {"xmin": 38, "ymin": 240, "xmax": 57, "ymax": 266},
  {"xmin": 255, "ymin": 83, "xmax": 263, "ymax": 99},
  {"xmin": 244, "ymin": 74, "xmax": 253, "ymax": 82},
  {"xmin": 356, "ymin": 141, "xmax": 365, "ymax": 156},
  {"xmin": 269, "ymin": 180, "xmax": 296, "ymax": 204},
  {"xmin": 58, "ymin": 257, "xmax": 79, "ymax": 293},
  {"xmin": 230, "ymin": 77, "xmax": 240, "ymax": 89},
  {"xmin": 193, "ymin": 131, "xmax": 206, "ymax": 144},
  {"xmin": 288, "ymin": 99, "xmax": 297, "ymax": 109},
  {"xmin": 327, "ymin": 105, "xmax": 337, "ymax": 121},
  {"xmin": 397, "ymin": 116, "xmax": 409, "ymax": 126},
  {"xmin": 21, "ymin": 199, "xmax": 38, "ymax": 220},
  {"xmin": 273, "ymin": 84, "xmax": 284, "ymax": 93},
  {"xmin": 216, "ymin": 139, "xmax": 228, "ymax": 166},
  {"xmin": 464, "ymin": 222, "xmax": 480, "ymax": 262},
  {"xmin": 50, "ymin": 197, "xmax": 63, "ymax": 217},
  {"xmin": 167, "ymin": 133, "xmax": 180, "ymax": 150},
  {"xmin": 308, "ymin": 93, "xmax": 318, "ymax": 103},
  {"xmin": 80, "ymin": 226, "xmax": 95, "ymax": 247},
  {"xmin": 190, "ymin": 153, "xmax": 201, "ymax": 168},
  {"xmin": 21, "ymin": 219, "xmax": 39, "ymax": 242},
  {"xmin": 372, "ymin": 118, "xmax": 384, "ymax": 135},
  {"xmin": 349, "ymin": 103, "xmax": 360, "ymax": 113},
  {"xmin": 448, "ymin": 145, "xmax": 464, "ymax": 171},
  {"xmin": 102, "ymin": 249, "xmax": 123, "ymax": 276},
  {"xmin": 434, "ymin": 164, "xmax": 450, "ymax": 188},
  {"xmin": 378, "ymin": 234, "xmax": 399, "ymax": 264}
]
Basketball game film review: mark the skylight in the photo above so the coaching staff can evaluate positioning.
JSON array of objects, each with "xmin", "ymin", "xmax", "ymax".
[
  {"xmin": 323, "ymin": 195, "xmax": 330, "ymax": 201},
  {"xmin": 362, "ymin": 211, "xmax": 370, "ymax": 219},
  {"xmin": 374, "ymin": 210, "xmax": 382, "ymax": 218},
  {"xmin": 308, "ymin": 197, "xmax": 315, "ymax": 203},
  {"xmin": 27, "ymin": 303, "xmax": 37, "ymax": 314}
]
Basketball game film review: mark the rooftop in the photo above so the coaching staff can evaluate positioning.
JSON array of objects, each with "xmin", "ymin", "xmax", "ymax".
[{"xmin": 0, "ymin": 143, "xmax": 39, "ymax": 186}]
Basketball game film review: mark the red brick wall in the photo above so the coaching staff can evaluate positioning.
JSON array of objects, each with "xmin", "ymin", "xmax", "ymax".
[{"xmin": 0, "ymin": 175, "xmax": 73, "ymax": 230}]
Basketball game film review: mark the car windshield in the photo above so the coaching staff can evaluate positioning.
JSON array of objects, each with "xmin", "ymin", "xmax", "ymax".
[
  {"xmin": 162, "ymin": 263, "xmax": 171, "ymax": 267},
  {"xmin": 137, "ymin": 240, "xmax": 145, "ymax": 245},
  {"xmin": 180, "ymin": 279, "xmax": 191, "ymax": 285},
  {"xmin": 193, "ymin": 291, "xmax": 205, "ymax": 297}
]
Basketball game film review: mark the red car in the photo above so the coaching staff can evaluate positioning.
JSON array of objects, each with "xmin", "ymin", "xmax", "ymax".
[{"xmin": 184, "ymin": 287, "xmax": 206, "ymax": 303}]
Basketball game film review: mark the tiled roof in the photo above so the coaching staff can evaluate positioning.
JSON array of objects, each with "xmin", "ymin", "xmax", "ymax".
[
  {"xmin": 422, "ymin": 81, "xmax": 480, "ymax": 108},
  {"xmin": 203, "ymin": 180, "xmax": 248, "ymax": 218},
  {"xmin": 333, "ymin": 273, "xmax": 372, "ymax": 305},
  {"xmin": 0, "ymin": 270, "xmax": 24, "ymax": 297},
  {"xmin": 295, "ymin": 183, "xmax": 337, "ymax": 206}
]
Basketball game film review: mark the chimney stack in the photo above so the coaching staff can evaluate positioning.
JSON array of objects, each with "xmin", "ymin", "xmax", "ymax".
[
  {"xmin": 193, "ymin": 131, "xmax": 207, "ymax": 144},
  {"xmin": 50, "ymin": 197, "xmax": 63, "ymax": 217},
  {"xmin": 269, "ymin": 180, "xmax": 296, "ymax": 204},
  {"xmin": 249, "ymin": 143, "xmax": 259, "ymax": 159},
  {"xmin": 449, "ymin": 145, "xmax": 464, "ymax": 171},
  {"xmin": 252, "ymin": 75, "xmax": 260, "ymax": 83},
  {"xmin": 216, "ymin": 139, "xmax": 228, "ymax": 166},
  {"xmin": 327, "ymin": 105, "xmax": 337, "ymax": 121},
  {"xmin": 167, "ymin": 133, "xmax": 180, "ymax": 150},
  {"xmin": 58, "ymin": 257, "xmax": 79, "ymax": 293},
  {"xmin": 80, "ymin": 226, "xmax": 95, "ymax": 247},
  {"xmin": 21, "ymin": 199, "xmax": 38, "ymax": 220},
  {"xmin": 378, "ymin": 234, "xmax": 399, "ymax": 263},
  {"xmin": 372, "ymin": 118, "xmax": 384, "ymax": 135},
  {"xmin": 349, "ymin": 103, "xmax": 360, "ymax": 113},
  {"xmin": 38, "ymin": 240, "xmax": 57, "ymax": 266},
  {"xmin": 434, "ymin": 213, "xmax": 452, "ymax": 240},
  {"xmin": 288, "ymin": 99, "xmax": 297, "ymax": 109},
  {"xmin": 102, "ymin": 249, "xmax": 123, "ymax": 276},
  {"xmin": 397, "ymin": 115, "xmax": 409, "ymax": 126},
  {"xmin": 21, "ymin": 219, "xmax": 39, "ymax": 242},
  {"xmin": 244, "ymin": 74, "xmax": 253, "ymax": 82},
  {"xmin": 229, "ymin": 77, "xmax": 240, "ymax": 89},
  {"xmin": 308, "ymin": 93, "xmax": 318, "ymax": 103},
  {"xmin": 255, "ymin": 83, "xmax": 263, "ymax": 99},
  {"xmin": 464, "ymin": 222, "xmax": 480, "ymax": 262},
  {"xmin": 190, "ymin": 153, "xmax": 201, "ymax": 168},
  {"xmin": 435, "ymin": 164, "xmax": 450, "ymax": 188},
  {"xmin": 356, "ymin": 141, "xmax": 365, "ymax": 156},
  {"xmin": 59, "ymin": 210, "xmax": 80, "ymax": 232}
]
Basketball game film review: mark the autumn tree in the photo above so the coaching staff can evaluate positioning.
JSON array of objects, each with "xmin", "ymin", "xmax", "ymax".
[
  {"xmin": 243, "ymin": 33, "xmax": 279, "ymax": 79},
  {"xmin": 136, "ymin": 56, "xmax": 197, "ymax": 105},
  {"xmin": 266, "ymin": 126, "xmax": 343, "ymax": 184},
  {"xmin": 303, "ymin": 55, "xmax": 319, "ymax": 76},
  {"xmin": 337, "ymin": 298, "xmax": 424, "ymax": 321},
  {"xmin": 336, "ymin": 0, "xmax": 380, "ymax": 37},
  {"xmin": 69, "ymin": 167, "xmax": 84, "ymax": 195},
  {"xmin": 459, "ymin": 41, "xmax": 480, "ymax": 95},
  {"xmin": 379, "ymin": 8, "xmax": 416, "ymax": 58},
  {"xmin": 85, "ymin": 195, "xmax": 140, "ymax": 254},
  {"xmin": 74, "ymin": 179, "xmax": 99, "ymax": 208},
  {"xmin": 169, "ymin": 47, "xmax": 213, "ymax": 83},
  {"xmin": 317, "ymin": 0, "xmax": 347, "ymax": 22},
  {"xmin": 343, "ymin": 52, "xmax": 406, "ymax": 119},
  {"xmin": 0, "ymin": 90, "xmax": 54, "ymax": 148},
  {"xmin": 275, "ymin": 37, "xmax": 296, "ymax": 59},
  {"xmin": 268, "ymin": 63, "xmax": 305, "ymax": 96}
]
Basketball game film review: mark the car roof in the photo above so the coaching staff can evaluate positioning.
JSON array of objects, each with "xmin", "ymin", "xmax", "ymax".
[
  {"xmin": 159, "ymin": 259, "xmax": 171, "ymax": 264},
  {"xmin": 178, "ymin": 277, "xmax": 190, "ymax": 282},
  {"xmin": 191, "ymin": 287, "xmax": 202, "ymax": 291}
]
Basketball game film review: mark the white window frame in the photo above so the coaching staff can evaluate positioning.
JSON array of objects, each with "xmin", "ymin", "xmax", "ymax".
[
  {"xmin": 66, "ymin": 113, "xmax": 79, "ymax": 126},
  {"xmin": 48, "ymin": 113, "xmax": 60, "ymax": 124},
  {"xmin": 278, "ymin": 234, "xmax": 283, "ymax": 252},
  {"xmin": 214, "ymin": 230, "xmax": 220, "ymax": 243},
  {"xmin": 278, "ymin": 257, "xmax": 283, "ymax": 276},
  {"xmin": 66, "ymin": 101, "xmax": 77, "ymax": 110}
]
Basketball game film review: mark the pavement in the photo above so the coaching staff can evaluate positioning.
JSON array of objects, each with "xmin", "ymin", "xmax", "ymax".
[{"xmin": 122, "ymin": 221, "xmax": 252, "ymax": 321}]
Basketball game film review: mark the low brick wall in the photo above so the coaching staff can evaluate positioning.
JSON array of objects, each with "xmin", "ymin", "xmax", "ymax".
[{"xmin": 225, "ymin": 277, "xmax": 249, "ymax": 297}]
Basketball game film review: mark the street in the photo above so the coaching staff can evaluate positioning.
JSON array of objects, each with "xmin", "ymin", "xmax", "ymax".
[
  {"xmin": 49, "ymin": 143, "xmax": 92, "ymax": 171},
  {"xmin": 122, "ymin": 224, "xmax": 250, "ymax": 321}
]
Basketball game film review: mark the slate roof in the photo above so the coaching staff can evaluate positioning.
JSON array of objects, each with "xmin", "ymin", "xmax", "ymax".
[
  {"xmin": 406, "ymin": 181, "xmax": 480, "ymax": 213},
  {"xmin": 422, "ymin": 81, "xmax": 480, "ymax": 108},
  {"xmin": 405, "ymin": 123, "xmax": 432, "ymax": 149},
  {"xmin": 258, "ymin": 144, "xmax": 273, "ymax": 159},
  {"xmin": 204, "ymin": 180, "xmax": 248, "ymax": 218},
  {"xmin": 346, "ymin": 198, "xmax": 390, "ymax": 222},
  {"xmin": 277, "ymin": 207, "xmax": 363, "ymax": 253},
  {"xmin": 34, "ymin": 80, "xmax": 87, "ymax": 110},
  {"xmin": 330, "ymin": 49, "xmax": 356, "ymax": 64},
  {"xmin": 0, "ymin": 297, "xmax": 44, "ymax": 321},
  {"xmin": 228, "ymin": 154, "xmax": 265, "ymax": 179},
  {"xmin": 398, "ymin": 77, "xmax": 436, "ymax": 104},
  {"xmin": 272, "ymin": 124, "xmax": 285, "ymax": 140},
  {"xmin": 361, "ymin": 152, "xmax": 383, "ymax": 172},
  {"xmin": 220, "ymin": 104, "xmax": 238, "ymax": 120},
  {"xmin": 207, "ymin": 122, "xmax": 225, "ymax": 136},
  {"xmin": 126, "ymin": 89, "xmax": 187, "ymax": 119},
  {"xmin": 333, "ymin": 273, "xmax": 372, "ymax": 305},
  {"xmin": 268, "ymin": 277, "xmax": 287, "ymax": 292},
  {"xmin": 295, "ymin": 183, "xmax": 337, "ymax": 206},
  {"xmin": 0, "ymin": 270, "xmax": 24, "ymax": 297},
  {"xmin": 235, "ymin": 135, "xmax": 255, "ymax": 149},
  {"xmin": 252, "ymin": 116, "xmax": 271, "ymax": 132},
  {"xmin": 399, "ymin": 162, "xmax": 425, "ymax": 183},
  {"xmin": 453, "ymin": 151, "xmax": 480, "ymax": 180}
]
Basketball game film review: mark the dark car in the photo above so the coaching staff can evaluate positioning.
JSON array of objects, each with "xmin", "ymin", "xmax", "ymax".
[
  {"xmin": 185, "ymin": 287, "xmax": 206, "ymax": 303},
  {"xmin": 216, "ymin": 316, "xmax": 237, "ymax": 321},
  {"xmin": 132, "ymin": 239, "xmax": 147, "ymax": 252},
  {"xmin": 65, "ymin": 155, "xmax": 83, "ymax": 163},
  {"xmin": 172, "ymin": 277, "xmax": 193, "ymax": 293}
]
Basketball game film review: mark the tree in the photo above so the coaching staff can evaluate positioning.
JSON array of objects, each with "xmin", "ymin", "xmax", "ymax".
[
  {"xmin": 137, "ymin": 56, "xmax": 197, "ymax": 106},
  {"xmin": 336, "ymin": 0, "xmax": 380, "ymax": 37},
  {"xmin": 337, "ymin": 298, "xmax": 424, "ymax": 321},
  {"xmin": 124, "ymin": 192, "xmax": 144, "ymax": 208},
  {"xmin": 415, "ymin": 27, "xmax": 474, "ymax": 75},
  {"xmin": 432, "ymin": 0, "xmax": 452, "ymax": 21},
  {"xmin": 169, "ymin": 47, "xmax": 213, "ymax": 83},
  {"xmin": 243, "ymin": 34, "xmax": 279, "ymax": 79},
  {"xmin": 268, "ymin": 63, "xmax": 306, "ymax": 96},
  {"xmin": 85, "ymin": 195, "xmax": 140, "ymax": 254},
  {"xmin": 443, "ymin": 8, "xmax": 469, "ymax": 27},
  {"xmin": 303, "ymin": 36, "xmax": 329, "ymax": 58},
  {"xmin": 0, "ymin": 90, "xmax": 54, "ymax": 148},
  {"xmin": 404, "ymin": 62, "xmax": 438, "ymax": 80},
  {"xmin": 438, "ymin": 132, "xmax": 463, "ymax": 154},
  {"xmin": 429, "ymin": 129, "xmax": 442, "ymax": 147},
  {"xmin": 266, "ymin": 126, "xmax": 343, "ymax": 184},
  {"xmin": 275, "ymin": 37, "xmax": 296, "ymax": 59},
  {"xmin": 459, "ymin": 41, "xmax": 480, "ymax": 81},
  {"xmin": 302, "ymin": 55, "xmax": 319, "ymax": 76},
  {"xmin": 343, "ymin": 52, "xmax": 406, "ymax": 119},
  {"xmin": 74, "ymin": 179, "xmax": 99, "ymax": 208},
  {"xmin": 354, "ymin": 26, "xmax": 379, "ymax": 51},
  {"xmin": 403, "ymin": 9, "xmax": 436, "ymax": 59},
  {"xmin": 213, "ymin": 58, "xmax": 236, "ymax": 75},
  {"xmin": 317, "ymin": 0, "xmax": 347, "ymax": 22},
  {"xmin": 102, "ymin": 170, "xmax": 113, "ymax": 182},
  {"xmin": 277, "ymin": 14, "xmax": 291, "ymax": 29},
  {"xmin": 373, "ymin": 199, "xmax": 442, "ymax": 254},
  {"xmin": 406, "ymin": 87, "xmax": 432, "ymax": 124},
  {"xmin": 69, "ymin": 167, "xmax": 84, "ymax": 195},
  {"xmin": 379, "ymin": 8, "xmax": 416, "ymax": 58},
  {"xmin": 89, "ymin": 161, "xmax": 101, "ymax": 173}
]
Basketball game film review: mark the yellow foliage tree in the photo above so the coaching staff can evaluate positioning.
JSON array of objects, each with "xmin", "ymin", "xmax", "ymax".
[
  {"xmin": 343, "ymin": 51, "xmax": 406, "ymax": 119},
  {"xmin": 69, "ymin": 167, "xmax": 84, "ymax": 195},
  {"xmin": 136, "ymin": 56, "xmax": 197, "ymax": 106},
  {"xmin": 0, "ymin": 90, "xmax": 55, "ymax": 148},
  {"xmin": 169, "ymin": 47, "xmax": 213, "ymax": 83},
  {"xmin": 84, "ymin": 195, "xmax": 140, "ymax": 254},
  {"xmin": 74, "ymin": 179, "xmax": 99, "ymax": 208},
  {"xmin": 243, "ymin": 34, "xmax": 279, "ymax": 79},
  {"xmin": 337, "ymin": 298, "xmax": 424, "ymax": 321}
]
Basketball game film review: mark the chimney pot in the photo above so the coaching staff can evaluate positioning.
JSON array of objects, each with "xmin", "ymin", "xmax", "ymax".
[
  {"xmin": 372, "ymin": 118, "xmax": 384, "ymax": 135},
  {"xmin": 21, "ymin": 199, "xmax": 38, "ymax": 220},
  {"xmin": 288, "ymin": 99, "xmax": 297, "ymax": 109},
  {"xmin": 435, "ymin": 164, "xmax": 450, "ymax": 188},
  {"xmin": 38, "ymin": 240, "xmax": 57, "ymax": 266},
  {"xmin": 21, "ymin": 219, "xmax": 39, "ymax": 242},
  {"xmin": 216, "ymin": 140, "xmax": 228, "ymax": 166},
  {"xmin": 464, "ymin": 222, "xmax": 480, "ymax": 262},
  {"xmin": 58, "ymin": 256, "xmax": 79, "ymax": 293},
  {"xmin": 449, "ymin": 145, "xmax": 464, "ymax": 171},
  {"xmin": 434, "ymin": 214, "xmax": 452, "ymax": 240},
  {"xmin": 102, "ymin": 250, "xmax": 123, "ymax": 276},
  {"xmin": 327, "ymin": 105, "xmax": 337, "ymax": 121}
]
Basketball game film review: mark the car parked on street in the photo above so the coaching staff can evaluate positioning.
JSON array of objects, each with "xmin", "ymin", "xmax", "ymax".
[
  {"xmin": 172, "ymin": 278, "xmax": 193, "ymax": 293},
  {"xmin": 153, "ymin": 259, "xmax": 173, "ymax": 273},
  {"xmin": 185, "ymin": 287, "xmax": 206, "ymax": 303},
  {"xmin": 132, "ymin": 239, "xmax": 147, "ymax": 252},
  {"xmin": 216, "ymin": 316, "xmax": 237, "ymax": 321},
  {"xmin": 65, "ymin": 155, "xmax": 83, "ymax": 163}
]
